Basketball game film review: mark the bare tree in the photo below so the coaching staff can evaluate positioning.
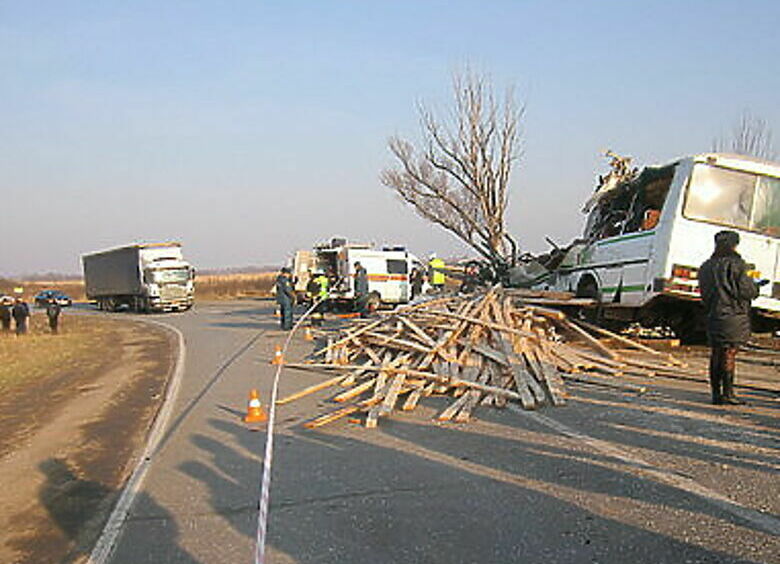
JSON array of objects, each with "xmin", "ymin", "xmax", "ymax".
[
  {"xmin": 381, "ymin": 70, "xmax": 522, "ymax": 261},
  {"xmin": 712, "ymin": 111, "xmax": 776, "ymax": 160}
]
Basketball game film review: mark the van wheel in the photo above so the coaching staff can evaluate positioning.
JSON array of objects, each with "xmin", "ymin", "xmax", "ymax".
[{"xmin": 366, "ymin": 292, "xmax": 381, "ymax": 313}]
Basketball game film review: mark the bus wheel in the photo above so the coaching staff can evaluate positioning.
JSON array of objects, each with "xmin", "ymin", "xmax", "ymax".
[{"xmin": 576, "ymin": 277, "xmax": 602, "ymax": 324}]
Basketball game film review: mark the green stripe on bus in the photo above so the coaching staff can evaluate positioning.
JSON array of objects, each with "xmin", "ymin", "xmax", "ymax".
[
  {"xmin": 596, "ymin": 231, "xmax": 655, "ymax": 246},
  {"xmin": 602, "ymin": 284, "xmax": 646, "ymax": 294}
]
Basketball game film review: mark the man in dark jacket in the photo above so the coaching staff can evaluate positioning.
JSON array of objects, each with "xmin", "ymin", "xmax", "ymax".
[
  {"xmin": 353, "ymin": 262, "xmax": 369, "ymax": 316},
  {"xmin": 46, "ymin": 298, "xmax": 62, "ymax": 334},
  {"xmin": 275, "ymin": 267, "xmax": 295, "ymax": 331},
  {"xmin": 698, "ymin": 230, "xmax": 762, "ymax": 405},
  {"xmin": 0, "ymin": 299, "xmax": 11, "ymax": 331},
  {"xmin": 12, "ymin": 297, "xmax": 31, "ymax": 336}
]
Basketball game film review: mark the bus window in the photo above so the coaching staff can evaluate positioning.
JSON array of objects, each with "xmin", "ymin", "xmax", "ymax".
[
  {"xmin": 685, "ymin": 165, "xmax": 755, "ymax": 230},
  {"xmin": 753, "ymin": 176, "xmax": 780, "ymax": 236}
]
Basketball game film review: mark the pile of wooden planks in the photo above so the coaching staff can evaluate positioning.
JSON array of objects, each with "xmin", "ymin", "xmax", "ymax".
[{"xmin": 280, "ymin": 288, "xmax": 688, "ymax": 429}]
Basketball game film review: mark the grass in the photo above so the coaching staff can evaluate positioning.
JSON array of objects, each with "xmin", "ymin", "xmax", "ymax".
[
  {"xmin": 0, "ymin": 279, "xmax": 86, "ymax": 301},
  {"xmin": 195, "ymin": 272, "xmax": 276, "ymax": 300},
  {"xmin": 0, "ymin": 313, "xmax": 118, "ymax": 393}
]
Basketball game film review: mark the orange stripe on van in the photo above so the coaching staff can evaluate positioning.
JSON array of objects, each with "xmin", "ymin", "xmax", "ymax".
[{"xmin": 367, "ymin": 274, "xmax": 407, "ymax": 282}]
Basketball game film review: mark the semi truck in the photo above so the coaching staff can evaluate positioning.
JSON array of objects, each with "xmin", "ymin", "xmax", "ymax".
[{"xmin": 82, "ymin": 242, "xmax": 195, "ymax": 312}]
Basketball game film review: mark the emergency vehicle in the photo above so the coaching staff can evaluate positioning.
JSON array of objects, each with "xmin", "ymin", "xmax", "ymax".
[
  {"xmin": 292, "ymin": 237, "xmax": 424, "ymax": 310},
  {"xmin": 537, "ymin": 153, "xmax": 780, "ymax": 337}
]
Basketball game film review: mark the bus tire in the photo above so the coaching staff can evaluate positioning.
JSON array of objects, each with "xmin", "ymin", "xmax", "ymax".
[{"xmin": 576, "ymin": 276, "xmax": 602, "ymax": 324}]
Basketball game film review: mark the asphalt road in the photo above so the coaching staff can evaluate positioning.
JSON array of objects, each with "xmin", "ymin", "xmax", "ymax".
[{"xmin": 99, "ymin": 301, "xmax": 780, "ymax": 564}]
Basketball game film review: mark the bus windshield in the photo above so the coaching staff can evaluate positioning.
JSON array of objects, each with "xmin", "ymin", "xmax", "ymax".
[{"xmin": 685, "ymin": 164, "xmax": 780, "ymax": 236}]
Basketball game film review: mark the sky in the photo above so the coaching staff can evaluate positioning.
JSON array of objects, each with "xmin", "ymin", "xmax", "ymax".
[{"xmin": 1, "ymin": 1, "xmax": 779, "ymax": 276}]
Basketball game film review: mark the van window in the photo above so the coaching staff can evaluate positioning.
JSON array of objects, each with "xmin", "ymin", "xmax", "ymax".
[{"xmin": 387, "ymin": 259, "xmax": 408, "ymax": 275}]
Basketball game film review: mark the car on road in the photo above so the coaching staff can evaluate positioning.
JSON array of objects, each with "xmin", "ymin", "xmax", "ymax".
[{"xmin": 34, "ymin": 290, "xmax": 73, "ymax": 308}]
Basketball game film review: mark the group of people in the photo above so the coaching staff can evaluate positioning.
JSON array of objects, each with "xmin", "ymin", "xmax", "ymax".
[
  {"xmin": 0, "ymin": 296, "xmax": 62, "ymax": 336},
  {"xmin": 274, "ymin": 261, "xmax": 372, "ymax": 331}
]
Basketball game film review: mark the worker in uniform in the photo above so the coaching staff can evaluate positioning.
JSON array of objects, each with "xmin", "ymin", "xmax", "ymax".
[
  {"xmin": 353, "ymin": 261, "xmax": 369, "ymax": 316},
  {"xmin": 410, "ymin": 266, "xmax": 425, "ymax": 299},
  {"xmin": 274, "ymin": 267, "xmax": 295, "ymax": 331},
  {"xmin": 311, "ymin": 271, "xmax": 330, "ymax": 325},
  {"xmin": 12, "ymin": 297, "xmax": 31, "ymax": 336},
  {"xmin": 0, "ymin": 298, "xmax": 11, "ymax": 332},
  {"xmin": 46, "ymin": 297, "xmax": 62, "ymax": 334},
  {"xmin": 428, "ymin": 253, "xmax": 446, "ymax": 293},
  {"xmin": 698, "ymin": 230, "xmax": 765, "ymax": 405}
]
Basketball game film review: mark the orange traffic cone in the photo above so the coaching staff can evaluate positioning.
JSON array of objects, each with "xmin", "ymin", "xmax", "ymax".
[
  {"xmin": 304, "ymin": 326, "xmax": 314, "ymax": 341},
  {"xmin": 271, "ymin": 345, "xmax": 284, "ymax": 365},
  {"xmin": 244, "ymin": 389, "xmax": 268, "ymax": 423}
]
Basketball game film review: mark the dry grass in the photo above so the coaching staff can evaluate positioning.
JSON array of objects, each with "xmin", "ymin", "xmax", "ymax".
[
  {"xmin": 195, "ymin": 272, "xmax": 276, "ymax": 300},
  {"xmin": 0, "ymin": 313, "xmax": 118, "ymax": 393},
  {"xmin": 0, "ymin": 279, "xmax": 86, "ymax": 302}
]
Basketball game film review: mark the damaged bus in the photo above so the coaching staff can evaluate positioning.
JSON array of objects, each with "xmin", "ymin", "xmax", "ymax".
[{"xmin": 539, "ymin": 152, "xmax": 780, "ymax": 338}]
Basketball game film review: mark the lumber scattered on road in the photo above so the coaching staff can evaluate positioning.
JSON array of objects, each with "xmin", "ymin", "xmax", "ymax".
[{"xmin": 279, "ymin": 289, "xmax": 688, "ymax": 429}]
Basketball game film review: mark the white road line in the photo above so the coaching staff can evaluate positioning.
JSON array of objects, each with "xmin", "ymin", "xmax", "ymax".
[
  {"xmin": 509, "ymin": 405, "xmax": 780, "ymax": 537},
  {"xmin": 87, "ymin": 321, "xmax": 186, "ymax": 564}
]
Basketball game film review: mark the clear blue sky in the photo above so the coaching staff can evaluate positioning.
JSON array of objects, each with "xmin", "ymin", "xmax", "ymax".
[{"xmin": 2, "ymin": 1, "xmax": 778, "ymax": 275}]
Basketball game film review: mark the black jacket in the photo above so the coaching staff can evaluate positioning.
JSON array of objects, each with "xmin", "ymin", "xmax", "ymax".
[
  {"xmin": 698, "ymin": 252, "xmax": 759, "ymax": 345},
  {"xmin": 275, "ymin": 274, "xmax": 294, "ymax": 304}
]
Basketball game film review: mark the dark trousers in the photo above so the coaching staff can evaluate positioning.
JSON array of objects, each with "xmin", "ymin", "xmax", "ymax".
[
  {"xmin": 14, "ymin": 319, "xmax": 28, "ymax": 335},
  {"xmin": 709, "ymin": 345, "xmax": 738, "ymax": 403},
  {"xmin": 49, "ymin": 316, "xmax": 59, "ymax": 334},
  {"xmin": 279, "ymin": 301, "xmax": 293, "ymax": 330},
  {"xmin": 1, "ymin": 316, "xmax": 10, "ymax": 331}
]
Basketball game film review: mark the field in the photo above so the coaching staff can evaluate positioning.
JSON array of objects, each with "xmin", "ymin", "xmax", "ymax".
[
  {"xmin": 194, "ymin": 271, "xmax": 276, "ymax": 299},
  {"xmin": 0, "ymin": 272, "xmax": 276, "ymax": 303}
]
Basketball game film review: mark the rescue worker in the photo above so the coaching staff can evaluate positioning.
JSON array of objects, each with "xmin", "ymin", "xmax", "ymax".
[
  {"xmin": 410, "ymin": 266, "xmax": 425, "ymax": 299},
  {"xmin": 311, "ymin": 271, "xmax": 330, "ymax": 325},
  {"xmin": 305, "ymin": 270, "xmax": 319, "ymax": 307},
  {"xmin": 274, "ymin": 267, "xmax": 295, "ymax": 331},
  {"xmin": 0, "ymin": 298, "xmax": 11, "ymax": 332},
  {"xmin": 428, "ymin": 253, "xmax": 446, "ymax": 292},
  {"xmin": 12, "ymin": 297, "xmax": 31, "ymax": 336},
  {"xmin": 698, "ymin": 230, "xmax": 766, "ymax": 405},
  {"xmin": 46, "ymin": 297, "xmax": 62, "ymax": 334},
  {"xmin": 353, "ymin": 261, "xmax": 369, "ymax": 316}
]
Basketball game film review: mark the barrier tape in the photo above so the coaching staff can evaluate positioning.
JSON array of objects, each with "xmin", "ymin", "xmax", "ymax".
[{"xmin": 255, "ymin": 296, "xmax": 327, "ymax": 564}]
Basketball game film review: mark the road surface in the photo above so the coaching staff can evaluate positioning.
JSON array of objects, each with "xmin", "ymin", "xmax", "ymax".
[{"xmin": 100, "ymin": 300, "xmax": 779, "ymax": 564}]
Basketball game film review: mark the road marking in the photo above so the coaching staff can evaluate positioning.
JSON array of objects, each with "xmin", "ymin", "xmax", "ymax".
[
  {"xmin": 87, "ymin": 321, "xmax": 186, "ymax": 564},
  {"xmin": 508, "ymin": 405, "xmax": 780, "ymax": 537}
]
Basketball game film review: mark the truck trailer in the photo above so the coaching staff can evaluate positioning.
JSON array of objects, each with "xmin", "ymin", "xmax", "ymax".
[{"xmin": 82, "ymin": 242, "xmax": 195, "ymax": 312}]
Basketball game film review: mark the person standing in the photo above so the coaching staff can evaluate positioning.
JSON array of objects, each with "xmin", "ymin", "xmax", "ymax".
[
  {"xmin": 275, "ymin": 267, "xmax": 295, "ymax": 331},
  {"xmin": 0, "ymin": 298, "xmax": 11, "ymax": 332},
  {"xmin": 698, "ymin": 230, "xmax": 764, "ymax": 405},
  {"xmin": 410, "ymin": 266, "xmax": 425, "ymax": 299},
  {"xmin": 12, "ymin": 297, "xmax": 31, "ymax": 336},
  {"xmin": 428, "ymin": 254, "xmax": 446, "ymax": 293},
  {"xmin": 353, "ymin": 261, "xmax": 369, "ymax": 316},
  {"xmin": 46, "ymin": 297, "xmax": 62, "ymax": 334}
]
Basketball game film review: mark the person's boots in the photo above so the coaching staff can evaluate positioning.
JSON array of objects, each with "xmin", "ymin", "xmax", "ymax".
[
  {"xmin": 709, "ymin": 359, "xmax": 723, "ymax": 405},
  {"xmin": 722, "ymin": 369, "xmax": 745, "ymax": 405}
]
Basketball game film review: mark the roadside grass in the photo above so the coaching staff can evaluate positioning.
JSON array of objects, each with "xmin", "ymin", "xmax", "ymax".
[
  {"xmin": 0, "ymin": 279, "xmax": 86, "ymax": 302},
  {"xmin": 195, "ymin": 272, "xmax": 275, "ymax": 300},
  {"xmin": 0, "ymin": 313, "xmax": 117, "ymax": 394}
]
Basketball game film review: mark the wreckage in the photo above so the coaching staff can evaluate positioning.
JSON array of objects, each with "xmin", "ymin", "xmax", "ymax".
[{"xmin": 498, "ymin": 152, "xmax": 780, "ymax": 338}]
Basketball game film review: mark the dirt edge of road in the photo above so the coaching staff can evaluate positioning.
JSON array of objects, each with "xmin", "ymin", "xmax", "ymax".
[{"xmin": 0, "ymin": 318, "xmax": 177, "ymax": 564}]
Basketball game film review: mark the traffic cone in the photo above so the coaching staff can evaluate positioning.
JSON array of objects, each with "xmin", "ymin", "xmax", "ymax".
[
  {"xmin": 244, "ymin": 389, "xmax": 268, "ymax": 423},
  {"xmin": 304, "ymin": 326, "xmax": 314, "ymax": 341},
  {"xmin": 271, "ymin": 345, "xmax": 284, "ymax": 365}
]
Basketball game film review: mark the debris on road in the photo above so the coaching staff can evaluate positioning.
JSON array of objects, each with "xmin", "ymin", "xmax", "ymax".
[{"xmin": 280, "ymin": 288, "xmax": 692, "ymax": 429}]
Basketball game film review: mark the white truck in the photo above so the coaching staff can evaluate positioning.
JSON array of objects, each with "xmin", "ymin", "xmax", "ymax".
[
  {"xmin": 292, "ymin": 237, "xmax": 423, "ymax": 310},
  {"xmin": 536, "ymin": 152, "xmax": 780, "ymax": 337},
  {"xmin": 82, "ymin": 242, "xmax": 195, "ymax": 312}
]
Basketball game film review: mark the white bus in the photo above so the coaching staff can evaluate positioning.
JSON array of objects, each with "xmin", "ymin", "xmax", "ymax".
[{"xmin": 540, "ymin": 153, "xmax": 780, "ymax": 337}]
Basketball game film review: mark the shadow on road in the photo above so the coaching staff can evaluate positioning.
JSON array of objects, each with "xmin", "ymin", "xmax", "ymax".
[{"xmin": 175, "ymin": 407, "xmax": 773, "ymax": 564}]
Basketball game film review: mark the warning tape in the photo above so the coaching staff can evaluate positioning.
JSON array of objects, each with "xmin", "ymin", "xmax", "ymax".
[{"xmin": 254, "ymin": 296, "xmax": 326, "ymax": 564}]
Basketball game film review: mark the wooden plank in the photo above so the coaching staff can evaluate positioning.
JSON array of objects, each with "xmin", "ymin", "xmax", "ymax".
[
  {"xmin": 333, "ymin": 378, "xmax": 377, "ymax": 402},
  {"xmin": 276, "ymin": 374, "xmax": 348, "ymax": 405},
  {"xmin": 574, "ymin": 319, "xmax": 684, "ymax": 366},
  {"xmin": 558, "ymin": 318, "xmax": 621, "ymax": 361},
  {"xmin": 380, "ymin": 373, "xmax": 407, "ymax": 414},
  {"xmin": 398, "ymin": 316, "xmax": 438, "ymax": 348}
]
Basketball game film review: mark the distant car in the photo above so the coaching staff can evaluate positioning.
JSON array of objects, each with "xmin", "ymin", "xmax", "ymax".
[{"xmin": 34, "ymin": 290, "xmax": 72, "ymax": 308}]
